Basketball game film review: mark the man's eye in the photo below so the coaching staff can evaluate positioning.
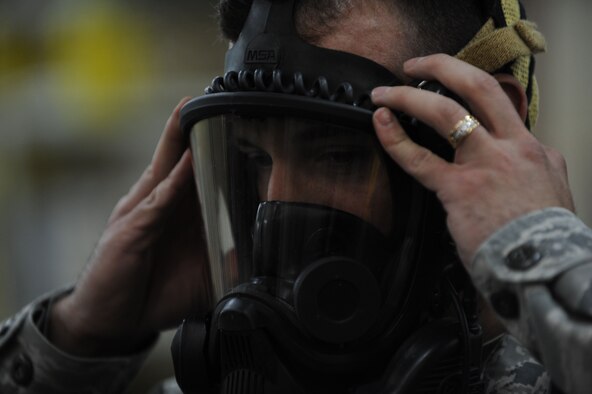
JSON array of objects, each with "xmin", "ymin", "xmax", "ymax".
[
  {"xmin": 247, "ymin": 151, "xmax": 272, "ymax": 168},
  {"xmin": 235, "ymin": 140, "xmax": 272, "ymax": 169}
]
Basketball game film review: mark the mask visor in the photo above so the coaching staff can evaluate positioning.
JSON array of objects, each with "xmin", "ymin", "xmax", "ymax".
[{"xmin": 183, "ymin": 94, "xmax": 411, "ymax": 310}]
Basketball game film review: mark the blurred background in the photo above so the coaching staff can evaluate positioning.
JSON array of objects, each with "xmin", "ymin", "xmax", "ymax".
[{"xmin": 0, "ymin": 0, "xmax": 590, "ymax": 392}]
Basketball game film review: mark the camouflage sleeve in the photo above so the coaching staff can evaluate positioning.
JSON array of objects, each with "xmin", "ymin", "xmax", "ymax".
[
  {"xmin": 0, "ymin": 289, "xmax": 156, "ymax": 394},
  {"xmin": 472, "ymin": 207, "xmax": 592, "ymax": 394},
  {"xmin": 482, "ymin": 334, "xmax": 551, "ymax": 394}
]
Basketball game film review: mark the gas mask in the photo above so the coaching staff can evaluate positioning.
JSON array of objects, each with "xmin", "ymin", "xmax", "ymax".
[{"xmin": 171, "ymin": 0, "xmax": 489, "ymax": 393}]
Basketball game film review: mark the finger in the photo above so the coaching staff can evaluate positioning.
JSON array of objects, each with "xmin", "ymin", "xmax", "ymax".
[
  {"xmin": 152, "ymin": 96, "xmax": 193, "ymax": 178},
  {"xmin": 371, "ymin": 85, "xmax": 491, "ymax": 153},
  {"xmin": 110, "ymin": 97, "xmax": 192, "ymax": 221},
  {"xmin": 403, "ymin": 54, "xmax": 524, "ymax": 135},
  {"xmin": 373, "ymin": 107, "xmax": 452, "ymax": 191},
  {"xmin": 115, "ymin": 149, "xmax": 194, "ymax": 250}
]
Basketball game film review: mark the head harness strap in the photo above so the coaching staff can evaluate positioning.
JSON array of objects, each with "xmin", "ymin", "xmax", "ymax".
[
  {"xmin": 221, "ymin": 0, "xmax": 399, "ymax": 106},
  {"xmin": 455, "ymin": 0, "xmax": 546, "ymax": 129}
]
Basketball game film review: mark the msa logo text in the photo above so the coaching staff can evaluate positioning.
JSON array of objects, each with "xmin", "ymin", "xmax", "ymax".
[{"xmin": 245, "ymin": 49, "xmax": 278, "ymax": 64}]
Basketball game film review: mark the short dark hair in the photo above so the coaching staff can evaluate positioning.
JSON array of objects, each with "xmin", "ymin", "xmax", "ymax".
[
  {"xmin": 217, "ymin": 0, "xmax": 490, "ymax": 57},
  {"xmin": 391, "ymin": 0, "xmax": 490, "ymax": 56}
]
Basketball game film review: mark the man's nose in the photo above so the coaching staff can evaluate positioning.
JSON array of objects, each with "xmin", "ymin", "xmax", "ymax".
[{"xmin": 264, "ymin": 163, "xmax": 306, "ymax": 202}]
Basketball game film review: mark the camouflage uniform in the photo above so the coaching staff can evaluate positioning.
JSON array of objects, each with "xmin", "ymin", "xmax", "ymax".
[
  {"xmin": 0, "ymin": 289, "xmax": 155, "ymax": 394},
  {"xmin": 1, "ymin": 207, "xmax": 589, "ymax": 393},
  {"xmin": 473, "ymin": 207, "xmax": 592, "ymax": 394}
]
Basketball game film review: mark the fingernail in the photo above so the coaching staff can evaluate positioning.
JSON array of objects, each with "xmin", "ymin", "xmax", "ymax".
[
  {"xmin": 371, "ymin": 86, "xmax": 390, "ymax": 101},
  {"xmin": 376, "ymin": 108, "xmax": 394, "ymax": 126}
]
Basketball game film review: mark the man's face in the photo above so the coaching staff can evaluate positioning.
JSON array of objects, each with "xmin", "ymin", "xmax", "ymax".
[
  {"xmin": 222, "ymin": 1, "xmax": 404, "ymax": 235},
  {"xmin": 232, "ymin": 116, "xmax": 393, "ymax": 235},
  {"xmin": 230, "ymin": 3, "xmax": 406, "ymax": 236}
]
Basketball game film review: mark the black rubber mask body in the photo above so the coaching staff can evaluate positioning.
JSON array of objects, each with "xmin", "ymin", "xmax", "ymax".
[
  {"xmin": 223, "ymin": 0, "xmax": 400, "ymax": 105},
  {"xmin": 251, "ymin": 201, "xmax": 388, "ymax": 344}
]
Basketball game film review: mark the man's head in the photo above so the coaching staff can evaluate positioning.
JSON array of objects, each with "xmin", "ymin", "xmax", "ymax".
[
  {"xmin": 233, "ymin": 116, "xmax": 394, "ymax": 235},
  {"xmin": 212, "ymin": 0, "xmax": 530, "ymax": 245}
]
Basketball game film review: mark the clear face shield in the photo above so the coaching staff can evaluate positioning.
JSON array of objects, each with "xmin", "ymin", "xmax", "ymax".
[
  {"xmin": 183, "ymin": 93, "xmax": 418, "ymax": 343},
  {"xmin": 196, "ymin": 114, "xmax": 392, "ymax": 285}
]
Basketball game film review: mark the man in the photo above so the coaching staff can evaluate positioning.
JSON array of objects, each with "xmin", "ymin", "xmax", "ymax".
[{"xmin": 0, "ymin": 0, "xmax": 589, "ymax": 393}]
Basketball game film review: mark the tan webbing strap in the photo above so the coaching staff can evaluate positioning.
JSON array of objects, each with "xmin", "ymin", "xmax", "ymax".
[{"xmin": 455, "ymin": 20, "xmax": 546, "ymax": 75}]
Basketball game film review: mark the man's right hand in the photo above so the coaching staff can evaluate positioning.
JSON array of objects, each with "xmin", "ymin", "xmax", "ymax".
[{"xmin": 48, "ymin": 97, "xmax": 212, "ymax": 357}]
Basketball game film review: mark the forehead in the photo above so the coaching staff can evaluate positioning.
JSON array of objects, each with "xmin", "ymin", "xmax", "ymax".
[{"xmin": 311, "ymin": 1, "xmax": 409, "ymax": 78}]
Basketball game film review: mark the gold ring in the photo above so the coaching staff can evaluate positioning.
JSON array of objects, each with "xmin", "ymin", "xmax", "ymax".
[{"xmin": 448, "ymin": 115, "xmax": 480, "ymax": 149}]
